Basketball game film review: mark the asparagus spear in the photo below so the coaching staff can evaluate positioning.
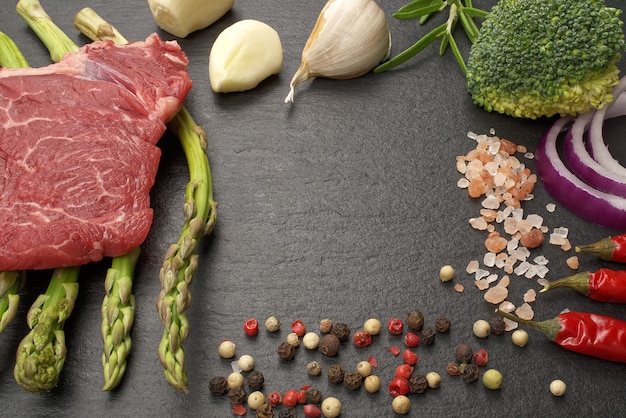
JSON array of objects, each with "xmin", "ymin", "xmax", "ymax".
[
  {"xmin": 0, "ymin": 23, "xmax": 80, "ymax": 392},
  {"xmin": 0, "ymin": 32, "xmax": 28, "ymax": 334},
  {"xmin": 74, "ymin": 7, "xmax": 218, "ymax": 393},
  {"xmin": 16, "ymin": 0, "xmax": 140, "ymax": 391},
  {"xmin": 14, "ymin": 267, "xmax": 80, "ymax": 392}
]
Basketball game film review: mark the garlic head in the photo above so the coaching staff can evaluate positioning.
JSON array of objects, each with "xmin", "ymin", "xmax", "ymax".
[
  {"xmin": 148, "ymin": 0, "xmax": 235, "ymax": 38},
  {"xmin": 285, "ymin": 0, "xmax": 391, "ymax": 103},
  {"xmin": 209, "ymin": 20, "xmax": 283, "ymax": 93}
]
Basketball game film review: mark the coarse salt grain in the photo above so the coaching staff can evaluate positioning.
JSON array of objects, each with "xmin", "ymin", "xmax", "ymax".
[
  {"xmin": 484, "ymin": 286, "xmax": 508, "ymax": 304},
  {"xmin": 546, "ymin": 203, "xmax": 556, "ymax": 212},
  {"xmin": 515, "ymin": 303, "xmax": 534, "ymax": 320},
  {"xmin": 566, "ymin": 256, "xmax": 579, "ymax": 270},
  {"xmin": 523, "ymin": 289, "xmax": 536, "ymax": 303}
]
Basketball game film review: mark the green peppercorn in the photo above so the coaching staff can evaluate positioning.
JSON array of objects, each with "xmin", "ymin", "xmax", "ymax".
[
  {"xmin": 408, "ymin": 374, "xmax": 428, "ymax": 394},
  {"xmin": 420, "ymin": 326, "xmax": 436, "ymax": 345},
  {"xmin": 488, "ymin": 316, "xmax": 506, "ymax": 335},
  {"xmin": 307, "ymin": 387, "xmax": 323, "ymax": 404},
  {"xmin": 228, "ymin": 386, "xmax": 247, "ymax": 404},
  {"xmin": 319, "ymin": 334, "xmax": 341, "ymax": 357},
  {"xmin": 462, "ymin": 363, "xmax": 480, "ymax": 383},
  {"xmin": 327, "ymin": 364, "xmax": 345, "ymax": 384},
  {"xmin": 209, "ymin": 375, "xmax": 229, "ymax": 396},
  {"xmin": 255, "ymin": 404, "xmax": 273, "ymax": 418},
  {"xmin": 278, "ymin": 341, "xmax": 296, "ymax": 361},
  {"xmin": 407, "ymin": 310, "xmax": 425, "ymax": 331},
  {"xmin": 455, "ymin": 343, "xmax": 473, "ymax": 364},
  {"xmin": 331, "ymin": 323, "xmax": 351, "ymax": 342},
  {"xmin": 435, "ymin": 316, "xmax": 451, "ymax": 333},
  {"xmin": 343, "ymin": 372, "xmax": 362, "ymax": 390},
  {"xmin": 246, "ymin": 370, "xmax": 265, "ymax": 391}
]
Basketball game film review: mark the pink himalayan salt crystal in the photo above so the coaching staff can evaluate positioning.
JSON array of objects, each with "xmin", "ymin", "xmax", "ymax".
[{"xmin": 484, "ymin": 286, "xmax": 508, "ymax": 304}]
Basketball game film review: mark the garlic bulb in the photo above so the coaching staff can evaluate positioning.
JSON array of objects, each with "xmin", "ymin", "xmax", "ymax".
[{"xmin": 285, "ymin": 0, "xmax": 391, "ymax": 103}]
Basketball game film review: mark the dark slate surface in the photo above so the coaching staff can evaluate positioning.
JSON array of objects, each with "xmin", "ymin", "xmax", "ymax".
[{"xmin": 1, "ymin": 0, "xmax": 625, "ymax": 416}]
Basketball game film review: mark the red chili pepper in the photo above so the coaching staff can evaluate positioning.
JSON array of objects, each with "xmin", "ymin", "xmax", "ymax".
[
  {"xmin": 402, "ymin": 349, "xmax": 418, "ymax": 366},
  {"xmin": 291, "ymin": 319, "xmax": 307, "ymax": 337},
  {"xmin": 403, "ymin": 332, "xmax": 420, "ymax": 347},
  {"xmin": 497, "ymin": 309, "xmax": 626, "ymax": 362},
  {"xmin": 541, "ymin": 268, "xmax": 626, "ymax": 303},
  {"xmin": 243, "ymin": 318, "xmax": 259, "ymax": 336},
  {"xmin": 387, "ymin": 318, "xmax": 404, "ymax": 335},
  {"xmin": 576, "ymin": 234, "xmax": 626, "ymax": 263},
  {"xmin": 473, "ymin": 348, "xmax": 488, "ymax": 366},
  {"xmin": 353, "ymin": 330, "xmax": 372, "ymax": 347},
  {"xmin": 388, "ymin": 376, "xmax": 410, "ymax": 397}
]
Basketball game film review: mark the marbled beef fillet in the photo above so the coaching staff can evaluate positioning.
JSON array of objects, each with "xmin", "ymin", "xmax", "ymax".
[{"xmin": 0, "ymin": 33, "xmax": 192, "ymax": 270}]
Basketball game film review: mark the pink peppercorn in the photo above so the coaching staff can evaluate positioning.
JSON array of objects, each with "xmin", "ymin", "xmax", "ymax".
[
  {"xmin": 387, "ymin": 318, "xmax": 404, "ymax": 335},
  {"xmin": 291, "ymin": 320, "xmax": 307, "ymax": 337}
]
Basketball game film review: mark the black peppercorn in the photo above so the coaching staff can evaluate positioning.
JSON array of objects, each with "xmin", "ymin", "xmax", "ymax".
[
  {"xmin": 327, "ymin": 364, "xmax": 345, "ymax": 384},
  {"xmin": 209, "ymin": 375, "xmax": 229, "ymax": 396},
  {"xmin": 246, "ymin": 370, "xmax": 265, "ymax": 391},
  {"xmin": 278, "ymin": 407, "xmax": 297, "ymax": 418},
  {"xmin": 455, "ymin": 343, "xmax": 473, "ymax": 363},
  {"xmin": 307, "ymin": 387, "xmax": 323, "ymax": 404},
  {"xmin": 435, "ymin": 316, "xmax": 451, "ymax": 333},
  {"xmin": 420, "ymin": 326, "xmax": 436, "ymax": 345},
  {"xmin": 409, "ymin": 374, "xmax": 428, "ymax": 393},
  {"xmin": 278, "ymin": 341, "xmax": 296, "ymax": 361},
  {"xmin": 227, "ymin": 386, "xmax": 247, "ymax": 404},
  {"xmin": 319, "ymin": 334, "xmax": 341, "ymax": 357},
  {"xmin": 331, "ymin": 323, "xmax": 351, "ymax": 342},
  {"xmin": 446, "ymin": 362, "xmax": 462, "ymax": 376},
  {"xmin": 255, "ymin": 404, "xmax": 274, "ymax": 418},
  {"xmin": 407, "ymin": 310, "xmax": 425, "ymax": 331},
  {"xmin": 343, "ymin": 372, "xmax": 362, "ymax": 390},
  {"xmin": 462, "ymin": 363, "xmax": 480, "ymax": 383},
  {"xmin": 489, "ymin": 316, "xmax": 506, "ymax": 335}
]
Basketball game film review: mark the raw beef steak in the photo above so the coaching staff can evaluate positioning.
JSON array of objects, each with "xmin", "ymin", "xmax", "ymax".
[{"xmin": 0, "ymin": 33, "xmax": 192, "ymax": 270}]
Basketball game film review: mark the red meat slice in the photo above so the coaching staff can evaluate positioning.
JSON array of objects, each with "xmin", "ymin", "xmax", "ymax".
[{"xmin": 0, "ymin": 33, "xmax": 192, "ymax": 270}]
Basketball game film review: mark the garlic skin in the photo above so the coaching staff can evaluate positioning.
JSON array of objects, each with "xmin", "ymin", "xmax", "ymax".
[
  {"xmin": 147, "ymin": 0, "xmax": 234, "ymax": 38},
  {"xmin": 285, "ymin": 0, "xmax": 391, "ymax": 103},
  {"xmin": 209, "ymin": 19, "xmax": 283, "ymax": 93}
]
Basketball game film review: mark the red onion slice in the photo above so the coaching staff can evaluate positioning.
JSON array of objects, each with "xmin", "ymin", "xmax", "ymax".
[
  {"xmin": 562, "ymin": 107, "xmax": 626, "ymax": 197},
  {"xmin": 535, "ymin": 116, "xmax": 626, "ymax": 230}
]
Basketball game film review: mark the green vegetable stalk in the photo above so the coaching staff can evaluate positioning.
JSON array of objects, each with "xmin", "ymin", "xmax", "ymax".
[
  {"xmin": 14, "ymin": 267, "xmax": 80, "ymax": 392},
  {"xmin": 101, "ymin": 248, "xmax": 140, "ymax": 391},
  {"xmin": 74, "ymin": 7, "xmax": 218, "ymax": 392},
  {"xmin": 16, "ymin": 0, "xmax": 140, "ymax": 391},
  {"xmin": 0, "ymin": 32, "xmax": 29, "ymax": 335}
]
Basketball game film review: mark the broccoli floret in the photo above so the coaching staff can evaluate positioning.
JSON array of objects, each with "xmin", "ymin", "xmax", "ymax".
[{"xmin": 466, "ymin": 0, "xmax": 625, "ymax": 119}]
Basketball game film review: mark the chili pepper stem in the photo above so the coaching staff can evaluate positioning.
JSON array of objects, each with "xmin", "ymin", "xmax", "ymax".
[
  {"xmin": 539, "ymin": 272, "xmax": 591, "ymax": 296},
  {"xmin": 495, "ymin": 309, "xmax": 561, "ymax": 341},
  {"xmin": 575, "ymin": 237, "xmax": 615, "ymax": 261}
]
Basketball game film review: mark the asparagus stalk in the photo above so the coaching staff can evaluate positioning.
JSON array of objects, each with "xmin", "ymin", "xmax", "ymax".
[
  {"xmin": 0, "ymin": 24, "xmax": 80, "ymax": 392},
  {"xmin": 101, "ymin": 248, "xmax": 140, "ymax": 391},
  {"xmin": 74, "ymin": 7, "xmax": 218, "ymax": 393},
  {"xmin": 14, "ymin": 267, "xmax": 80, "ymax": 392},
  {"xmin": 16, "ymin": 0, "xmax": 140, "ymax": 391},
  {"xmin": 0, "ymin": 32, "xmax": 29, "ymax": 334}
]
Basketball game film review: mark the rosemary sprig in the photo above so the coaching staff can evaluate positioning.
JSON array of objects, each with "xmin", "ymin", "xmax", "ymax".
[{"xmin": 374, "ymin": 0, "xmax": 489, "ymax": 74}]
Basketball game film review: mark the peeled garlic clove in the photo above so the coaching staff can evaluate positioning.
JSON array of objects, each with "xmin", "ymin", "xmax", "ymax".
[
  {"xmin": 209, "ymin": 19, "xmax": 283, "ymax": 93},
  {"xmin": 285, "ymin": 0, "xmax": 391, "ymax": 103},
  {"xmin": 148, "ymin": 0, "xmax": 235, "ymax": 38}
]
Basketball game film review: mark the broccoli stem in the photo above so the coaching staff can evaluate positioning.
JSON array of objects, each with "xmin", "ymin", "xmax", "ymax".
[
  {"xmin": 374, "ymin": 0, "xmax": 488, "ymax": 73},
  {"xmin": 16, "ymin": 0, "xmax": 140, "ymax": 391},
  {"xmin": 14, "ymin": 267, "xmax": 80, "ymax": 392},
  {"xmin": 74, "ymin": 7, "xmax": 218, "ymax": 393}
]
